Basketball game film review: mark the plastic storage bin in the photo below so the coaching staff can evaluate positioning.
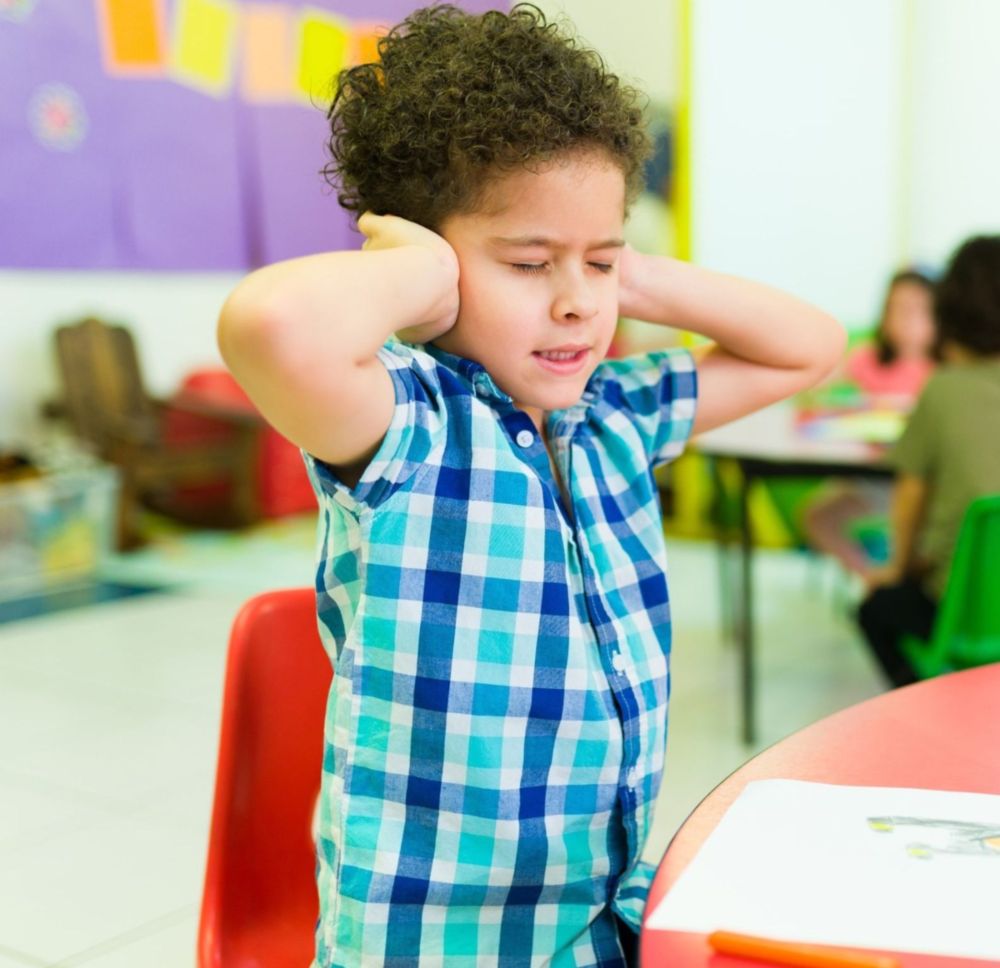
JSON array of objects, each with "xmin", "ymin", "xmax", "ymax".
[{"xmin": 0, "ymin": 464, "xmax": 120, "ymax": 600}]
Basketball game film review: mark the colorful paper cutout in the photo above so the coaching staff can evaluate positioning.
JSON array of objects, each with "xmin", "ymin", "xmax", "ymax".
[
  {"xmin": 171, "ymin": 0, "xmax": 238, "ymax": 97},
  {"xmin": 96, "ymin": 0, "xmax": 166, "ymax": 76},
  {"xmin": 295, "ymin": 7, "xmax": 350, "ymax": 103},
  {"xmin": 241, "ymin": 3, "xmax": 295, "ymax": 102},
  {"xmin": 0, "ymin": 0, "xmax": 501, "ymax": 270},
  {"xmin": 28, "ymin": 82, "xmax": 88, "ymax": 152},
  {"xmin": 0, "ymin": 0, "xmax": 38, "ymax": 24},
  {"xmin": 352, "ymin": 21, "xmax": 388, "ymax": 66}
]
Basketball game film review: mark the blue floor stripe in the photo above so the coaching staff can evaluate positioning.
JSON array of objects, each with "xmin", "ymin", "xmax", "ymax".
[{"xmin": 0, "ymin": 581, "xmax": 166, "ymax": 625}]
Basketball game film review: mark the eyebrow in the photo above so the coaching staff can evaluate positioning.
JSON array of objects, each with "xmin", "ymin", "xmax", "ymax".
[{"xmin": 489, "ymin": 235, "xmax": 626, "ymax": 250}]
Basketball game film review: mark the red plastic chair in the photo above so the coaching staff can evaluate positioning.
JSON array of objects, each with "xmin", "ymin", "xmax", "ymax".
[
  {"xmin": 198, "ymin": 588, "xmax": 331, "ymax": 968},
  {"xmin": 167, "ymin": 369, "xmax": 317, "ymax": 519}
]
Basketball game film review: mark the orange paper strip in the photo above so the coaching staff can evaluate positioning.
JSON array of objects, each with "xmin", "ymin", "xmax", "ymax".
[
  {"xmin": 96, "ymin": 0, "xmax": 166, "ymax": 75},
  {"xmin": 241, "ymin": 3, "xmax": 294, "ymax": 102}
]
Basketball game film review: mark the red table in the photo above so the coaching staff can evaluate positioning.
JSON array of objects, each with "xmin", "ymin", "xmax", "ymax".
[{"xmin": 641, "ymin": 664, "xmax": 1000, "ymax": 968}]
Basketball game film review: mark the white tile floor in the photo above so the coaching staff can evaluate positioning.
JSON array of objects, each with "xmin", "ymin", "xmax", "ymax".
[{"xmin": 0, "ymin": 537, "xmax": 884, "ymax": 966}]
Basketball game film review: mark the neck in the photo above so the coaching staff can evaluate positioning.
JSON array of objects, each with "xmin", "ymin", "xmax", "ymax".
[{"xmin": 516, "ymin": 403, "xmax": 545, "ymax": 435}]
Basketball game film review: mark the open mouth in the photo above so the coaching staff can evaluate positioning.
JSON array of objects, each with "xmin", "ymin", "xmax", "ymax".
[
  {"xmin": 534, "ymin": 349, "xmax": 586, "ymax": 362},
  {"xmin": 532, "ymin": 346, "xmax": 589, "ymax": 372},
  {"xmin": 532, "ymin": 347, "xmax": 589, "ymax": 373}
]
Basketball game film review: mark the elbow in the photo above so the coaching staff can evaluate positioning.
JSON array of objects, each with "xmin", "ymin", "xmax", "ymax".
[
  {"xmin": 811, "ymin": 311, "xmax": 848, "ymax": 384},
  {"xmin": 217, "ymin": 289, "xmax": 285, "ymax": 379}
]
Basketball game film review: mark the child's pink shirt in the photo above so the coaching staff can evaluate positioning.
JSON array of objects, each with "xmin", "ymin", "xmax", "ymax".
[{"xmin": 845, "ymin": 343, "xmax": 934, "ymax": 400}]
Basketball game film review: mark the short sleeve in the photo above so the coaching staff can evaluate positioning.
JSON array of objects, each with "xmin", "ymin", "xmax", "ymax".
[
  {"xmin": 889, "ymin": 376, "xmax": 939, "ymax": 478},
  {"xmin": 597, "ymin": 348, "xmax": 698, "ymax": 467},
  {"xmin": 303, "ymin": 342, "xmax": 446, "ymax": 513}
]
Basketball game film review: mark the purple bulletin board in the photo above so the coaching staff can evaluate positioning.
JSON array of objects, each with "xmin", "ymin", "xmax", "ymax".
[{"xmin": 0, "ymin": 0, "xmax": 504, "ymax": 270}]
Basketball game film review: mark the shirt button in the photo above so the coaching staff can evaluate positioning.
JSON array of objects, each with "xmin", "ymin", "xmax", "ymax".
[
  {"xmin": 626, "ymin": 768, "xmax": 638, "ymax": 788},
  {"xmin": 515, "ymin": 429, "xmax": 535, "ymax": 448},
  {"xmin": 612, "ymin": 652, "xmax": 627, "ymax": 673}
]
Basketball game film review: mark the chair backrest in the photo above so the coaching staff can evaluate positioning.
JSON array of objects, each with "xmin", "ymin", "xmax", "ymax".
[
  {"xmin": 935, "ymin": 494, "xmax": 1000, "ymax": 669},
  {"xmin": 908, "ymin": 494, "xmax": 1000, "ymax": 677},
  {"xmin": 198, "ymin": 588, "xmax": 331, "ymax": 968},
  {"xmin": 54, "ymin": 317, "xmax": 156, "ymax": 451}
]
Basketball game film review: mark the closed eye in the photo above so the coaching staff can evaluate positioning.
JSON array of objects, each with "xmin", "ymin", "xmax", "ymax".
[
  {"xmin": 512, "ymin": 263, "xmax": 547, "ymax": 274},
  {"xmin": 589, "ymin": 262, "xmax": 615, "ymax": 274}
]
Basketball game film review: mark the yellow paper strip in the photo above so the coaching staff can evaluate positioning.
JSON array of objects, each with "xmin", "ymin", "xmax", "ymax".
[
  {"xmin": 96, "ymin": 0, "xmax": 166, "ymax": 75},
  {"xmin": 295, "ymin": 7, "xmax": 350, "ymax": 104},
  {"xmin": 241, "ymin": 3, "xmax": 294, "ymax": 102},
  {"xmin": 171, "ymin": 0, "xmax": 238, "ymax": 98}
]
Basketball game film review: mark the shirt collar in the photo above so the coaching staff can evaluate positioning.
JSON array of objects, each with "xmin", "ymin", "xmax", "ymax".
[
  {"xmin": 419, "ymin": 340, "xmax": 605, "ymax": 413},
  {"xmin": 421, "ymin": 342, "xmax": 513, "ymax": 405}
]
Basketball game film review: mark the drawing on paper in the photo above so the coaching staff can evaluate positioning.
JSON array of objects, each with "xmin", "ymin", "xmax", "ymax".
[{"xmin": 867, "ymin": 816, "xmax": 1000, "ymax": 860}]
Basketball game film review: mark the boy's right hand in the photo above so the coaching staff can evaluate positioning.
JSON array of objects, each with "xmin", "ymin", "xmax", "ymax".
[{"xmin": 358, "ymin": 212, "xmax": 460, "ymax": 344}]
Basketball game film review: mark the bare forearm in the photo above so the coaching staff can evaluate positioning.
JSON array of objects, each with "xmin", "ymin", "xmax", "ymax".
[
  {"xmin": 888, "ymin": 474, "xmax": 929, "ymax": 574},
  {"xmin": 219, "ymin": 246, "xmax": 457, "ymax": 377},
  {"xmin": 619, "ymin": 253, "xmax": 843, "ymax": 372},
  {"xmin": 215, "ymin": 216, "xmax": 460, "ymax": 465}
]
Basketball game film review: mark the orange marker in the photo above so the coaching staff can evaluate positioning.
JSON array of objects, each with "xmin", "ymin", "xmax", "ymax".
[{"xmin": 707, "ymin": 931, "xmax": 902, "ymax": 968}]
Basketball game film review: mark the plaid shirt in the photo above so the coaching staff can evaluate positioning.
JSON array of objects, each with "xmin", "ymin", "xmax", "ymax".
[{"xmin": 305, "ymin": 340, "xmax": 697, "ymax": 967}]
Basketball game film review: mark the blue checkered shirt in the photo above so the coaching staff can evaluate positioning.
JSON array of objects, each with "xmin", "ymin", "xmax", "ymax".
[{"xmin": 305, "ymin": 340, "xmax": 697, "ymax": 967}]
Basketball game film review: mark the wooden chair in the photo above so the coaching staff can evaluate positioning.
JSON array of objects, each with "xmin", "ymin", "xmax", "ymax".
[{"xmin": 52, "ymin": 317, "xmax": 262, "ymax": 548}]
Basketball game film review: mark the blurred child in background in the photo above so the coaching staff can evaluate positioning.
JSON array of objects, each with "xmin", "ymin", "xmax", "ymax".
[
  {"xmin": 858, "ymin": 236, "xmax": 1000, "ymax": 686},
  {"xmin": 803, "ymin": 269, "xmax": 938, "ymax": 578},
  {"xmin": 842, "ymin": 269, "xmax": 937, "ymax": 404}
]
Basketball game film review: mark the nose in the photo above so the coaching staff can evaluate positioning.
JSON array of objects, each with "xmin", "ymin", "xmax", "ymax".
[{"xmin": 551, "ymin": 266, "xmax": 599, "ymax": 322}]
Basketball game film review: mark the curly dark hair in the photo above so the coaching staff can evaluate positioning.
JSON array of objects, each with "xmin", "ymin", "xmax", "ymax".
[
  {"xmin": 935, "ymin": 236, "xmax": 1000, "ymax": 356},
  {"xmin": 322, "ymin": 3, "xmax": 651, "ymax": 229}
]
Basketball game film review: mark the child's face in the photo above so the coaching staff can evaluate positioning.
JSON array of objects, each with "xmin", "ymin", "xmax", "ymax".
[
  {"xmin": 434, "ymin": 151, "xmax": 626, "ymax": 429},
  {"xmin": 884, "ymin": 281, "xmax": 935, "ymax": 359}
]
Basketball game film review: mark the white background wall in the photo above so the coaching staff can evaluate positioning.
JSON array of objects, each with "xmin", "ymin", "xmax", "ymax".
[
  {"xmin": 690, "ymin": 0, "xmax": 906, "ymax": 327},
  {"xmin": 534, "ymin": 0, "xmax": 677, "ymax": 104},
  {"xmin": 3, "ymin": 0, "xmax": 1000, "ymax": 446},
  {"xmin": 908, "ymin": 0, "xmax": 1000, "ymax": 268},
  {"xmin": 690, "ymin": 0, "xmax": 1000, "ymax": 326}
]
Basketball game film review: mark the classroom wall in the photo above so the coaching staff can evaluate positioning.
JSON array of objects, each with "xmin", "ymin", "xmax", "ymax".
[
  {"xmin": 533, "ymin": 0, "xmax": 677, "ymax": 105},
  {"xmin": 689, "ymin": 0, "xmax": 1000, "ymax": 328},
  {"xmin": 0, "ymin": 0, "xmax": 678, "ymax": 450},
  {"xmin": 907, "ymin": 0, "xmax": 1000, "ymax": 269},
  {"xmin": 4, "ymin": 2, "xmax": 1000, "ymax": 447},
  {"xmin": 688, "ymin": 0, "xmax": 905, "ymax": 329}
]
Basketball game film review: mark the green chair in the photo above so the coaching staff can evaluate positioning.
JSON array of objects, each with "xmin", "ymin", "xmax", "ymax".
[{"xmin": 901, "ymin": 494, "xmax": 1000, "ymax": 679}]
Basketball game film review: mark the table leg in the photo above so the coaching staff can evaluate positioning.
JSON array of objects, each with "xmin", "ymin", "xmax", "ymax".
[
  {"xmin": 709, "ymin": 456, "xmax": 739, "ymax": 645},
  {"xmin": 740, "ymin": 469, "xmax": 755, "ymax": 745}
]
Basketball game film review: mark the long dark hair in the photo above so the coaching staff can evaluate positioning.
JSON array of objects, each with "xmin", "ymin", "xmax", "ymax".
[{"xmin": 874, "ymin": 269, "xmax": 936, "ymax": 365}]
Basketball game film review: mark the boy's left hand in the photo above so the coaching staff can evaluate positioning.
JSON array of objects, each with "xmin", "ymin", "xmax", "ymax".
[{"xmin": 616, "ymin": 244, "xmax": 648, "ymax": 320}]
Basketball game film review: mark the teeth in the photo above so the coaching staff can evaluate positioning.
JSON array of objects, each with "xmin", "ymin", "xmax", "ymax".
[{"xmin": 540, "ymin": 350, "xmax": 581, "ymax": 360}]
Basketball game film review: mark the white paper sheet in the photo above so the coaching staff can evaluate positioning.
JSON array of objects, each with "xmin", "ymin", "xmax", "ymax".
[{"xmin": 646, "ymin": 780, "xmax": 1000, "ymax": 960}]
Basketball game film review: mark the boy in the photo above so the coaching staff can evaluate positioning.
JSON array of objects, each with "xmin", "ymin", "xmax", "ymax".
[
  {"xmin": 218, "ymin": 5, "xmax": 843, "ymax": 965},
  {"xmin": 859, "ymin": 235, "xmax": 1000, "ymax": 688}
]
